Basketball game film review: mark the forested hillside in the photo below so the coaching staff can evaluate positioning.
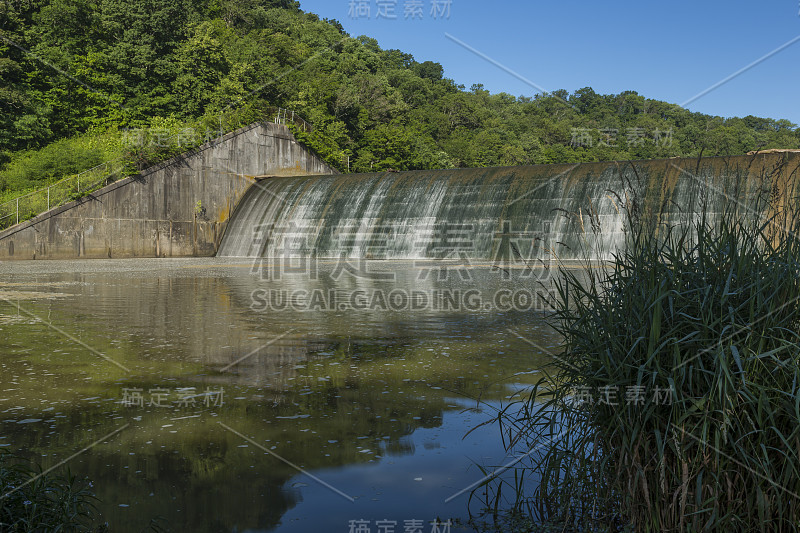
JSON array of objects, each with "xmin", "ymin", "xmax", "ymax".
[{"xmin": 1, "ymin": 0, "xmax": 798, "ymax": 197}]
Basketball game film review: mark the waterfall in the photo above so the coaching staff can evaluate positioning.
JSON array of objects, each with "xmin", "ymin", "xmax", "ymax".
[{"xmin": 217, "ymin": 156, "xmax": 798, "ymax": 261}]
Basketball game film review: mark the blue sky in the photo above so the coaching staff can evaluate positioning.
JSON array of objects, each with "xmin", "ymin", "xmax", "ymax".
[{"xmin": 298, "ymin": 0, "xmax": 800, "ymax": 124}]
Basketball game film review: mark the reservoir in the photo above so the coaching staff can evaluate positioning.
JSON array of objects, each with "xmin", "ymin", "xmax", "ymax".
[{"xmin": 0, "ymin": 258, "xmax": 555, "ymax": 532}]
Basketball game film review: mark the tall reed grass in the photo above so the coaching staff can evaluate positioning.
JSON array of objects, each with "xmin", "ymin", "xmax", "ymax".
[
  {"xmin": 0, "ymin": 450, "xmax": 103, "ymax": 532},
  {"xmin": 491, "ymin": 187, "xmax": 800, "ymax": 531}
]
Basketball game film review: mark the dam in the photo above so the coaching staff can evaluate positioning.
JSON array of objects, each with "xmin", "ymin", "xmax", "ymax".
[
  {"xmin": 0, "ymin": 115, "xmax": 796, "ymax": 263},
  {"xmin": 218, "ymin": 152, "xmax": 800, "ymax": 262}
]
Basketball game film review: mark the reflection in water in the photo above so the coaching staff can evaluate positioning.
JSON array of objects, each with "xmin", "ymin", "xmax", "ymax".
[{"xmin": 0, "ymin": 258, "xmax": 557, "ymax": 532}]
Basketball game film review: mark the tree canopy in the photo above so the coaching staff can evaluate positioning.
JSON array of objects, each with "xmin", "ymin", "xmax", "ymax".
[{"xmin": 1, "ymin": 0, "xmax": 798, "ymax": 189}]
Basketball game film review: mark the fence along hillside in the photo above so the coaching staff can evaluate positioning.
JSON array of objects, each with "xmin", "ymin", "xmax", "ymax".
[{"xmin": 0, "ymin": 107, "xmax": 315, "ymax": 233}]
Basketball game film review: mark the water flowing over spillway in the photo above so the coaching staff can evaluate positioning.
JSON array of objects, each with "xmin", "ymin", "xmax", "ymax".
[{"xmin": 217, "ymin": 154, "xmax": 800, "ymax": 261}]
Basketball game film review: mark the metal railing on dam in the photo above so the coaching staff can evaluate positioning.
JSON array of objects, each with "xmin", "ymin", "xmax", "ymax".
[
  {"xmin": 0, "ymin": 160, "xmax": 124, "ymax": 232},
  {"xmin": 0, "ymin": 107, "xmax": 314, "ymax": 233}
]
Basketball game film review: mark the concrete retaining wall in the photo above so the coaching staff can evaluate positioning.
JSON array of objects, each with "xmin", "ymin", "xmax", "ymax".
[{"xmin": 0, "ymin": 122, "xmax": 337, "ymax": 260}]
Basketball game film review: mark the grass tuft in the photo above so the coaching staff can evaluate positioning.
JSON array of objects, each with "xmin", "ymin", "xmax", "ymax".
[
  {"xmin": 488, "ymin": 183, "xmax": 800, "ymax": 531},
  {"xmin": 0, "ymin": 450, "xmax": 105, "ymax": 532}
]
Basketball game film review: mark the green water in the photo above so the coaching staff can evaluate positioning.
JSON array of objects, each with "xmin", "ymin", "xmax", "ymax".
[{"xmin": 0, "ymin": 258, "xmax": 557, "ymax": 532}]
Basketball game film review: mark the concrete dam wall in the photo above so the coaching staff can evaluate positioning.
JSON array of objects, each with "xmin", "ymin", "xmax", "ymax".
[
  {"xmin": 0, "ymin": 122, "xmax": 337, "ymax": 260},
  {"xmin": 2, "ymin": 142, "xmax": 797, "ymax": 263},
  {"xmin": 218, "ymin": 152, "xmax": 800, "ymax": 262}
]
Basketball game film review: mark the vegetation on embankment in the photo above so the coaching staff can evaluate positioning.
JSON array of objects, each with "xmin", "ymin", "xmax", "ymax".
[
  {"xmin": 0, "ymin": 103, "xmax": 282, "ymax": 207},
  {"xmin": 486, "ymin": 198, "xmax": 800, "ymax": 530},
  {"xmin": 2, "ymin": 0, "xmax": 800, "ymax": 199}
]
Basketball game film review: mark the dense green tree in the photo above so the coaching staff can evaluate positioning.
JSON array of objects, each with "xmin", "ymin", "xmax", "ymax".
[
  {"xmin": 0, "ymin": 0, "xmax": 797, "ymax": 186},
  {"xmin": 173, "ymin": 21, "xmax": 231, "ymax": 117}
]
